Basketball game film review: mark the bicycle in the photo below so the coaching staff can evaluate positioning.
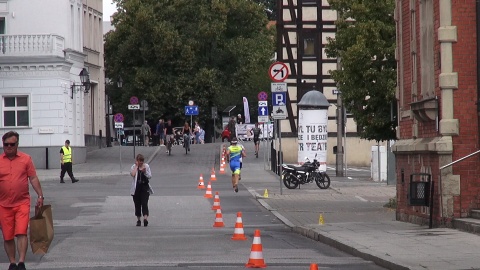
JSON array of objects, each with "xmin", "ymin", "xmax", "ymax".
[{"xmin": 183, "ymin": 134, "xmax": 190, "ymax": 154}]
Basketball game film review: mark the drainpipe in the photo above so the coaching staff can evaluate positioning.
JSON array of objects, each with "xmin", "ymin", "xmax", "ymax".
[{"xmin": 477, "ymin": 1, "xmax": 480, "ymax": 119}]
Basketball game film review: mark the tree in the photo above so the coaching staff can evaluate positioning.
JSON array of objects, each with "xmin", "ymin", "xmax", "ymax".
[
  {"xmin": 105, "ymin": 0, "xmax": 275, "ymax": 127},
  {"xmin": 325, "ymin": 0, "xmax": 396, "ymax": 141}
]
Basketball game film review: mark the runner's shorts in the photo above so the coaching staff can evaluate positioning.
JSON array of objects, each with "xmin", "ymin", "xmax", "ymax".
[
  {"xmin": 0, "ymin": 201, "xmax": 30, "ymax": 241},
  {"xmin": 230, "ymin": 161, "xmax": 241, "ymax": 175}
]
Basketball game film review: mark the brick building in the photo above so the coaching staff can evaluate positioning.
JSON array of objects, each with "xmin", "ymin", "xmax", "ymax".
[{"xmin": 393, "ymin": 0, "xmax": 478, "ymax": 225}]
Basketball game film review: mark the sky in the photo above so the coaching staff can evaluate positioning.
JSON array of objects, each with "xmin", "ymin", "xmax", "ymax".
[{"xmin": 103, "ymin": 1, "xmax": 117, "ymax": 21}]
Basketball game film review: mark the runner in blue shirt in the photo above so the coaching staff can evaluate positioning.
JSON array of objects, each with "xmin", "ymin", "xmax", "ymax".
[{"xmin": 226, "ymin": 137, "xmax": 246, "ymax": 193}]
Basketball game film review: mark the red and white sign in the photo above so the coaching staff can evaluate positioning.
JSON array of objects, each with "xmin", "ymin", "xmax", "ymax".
[{"xmin": 268, "ymin": 62, "xmax": 289, "ymax": 82}]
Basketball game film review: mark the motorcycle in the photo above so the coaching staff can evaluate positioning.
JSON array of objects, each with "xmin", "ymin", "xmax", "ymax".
[{"xmin": 281, "ymin": 156, "xmax": 331, "ymax": 189}]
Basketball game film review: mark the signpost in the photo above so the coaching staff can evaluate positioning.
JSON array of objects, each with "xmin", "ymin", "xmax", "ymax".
[
  {"xmin": 113, "ymin": 113, "xmax": 124, "ymax": 173},
  {"xmin": 185, "ymin": 102, "xmax": 199, "ymax": 129},
  {"xmin": 129, "ymin": 96, "xmax": 140, "ymax": 159},
  {"xmin": 268, "ymin": 62, "xmax": 289, "ymax": 195},
  {"xmin": 258, "ymin": 100, "xmax": 269, "ymax": 123}
]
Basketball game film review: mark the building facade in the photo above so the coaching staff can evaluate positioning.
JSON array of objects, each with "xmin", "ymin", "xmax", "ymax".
[
  {"xmin": 0, "ymin": 0, "xmax": 105, "ymax": 168},
  {"xmin": 393, "ymin": 0, "xmax": 478, "ymax": 225},
  {"xmin": 276, "ymin": 0, "xmax": 386, "ymax": 167}
]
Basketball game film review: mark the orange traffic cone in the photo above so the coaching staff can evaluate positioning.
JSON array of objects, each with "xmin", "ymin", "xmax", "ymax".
[
  {"xmin": 246, "ymin": 229, "xmax": 267, "ymax": 268},
  {"xmin": 204, "ymin": 182, "xmax": 213, "ymax": 198},
  {"xmin": 213, "ymin": 208, "xmax": 225, "ymax": 227},
  {"xmin": 210, "ymin": 168, "xmax": 217, "ymax": 181},
  {"xmin": 197, "ymin": 174, "xmax": 205, "ymax": 189},
  {"xmin": 211, "ymin": 192, "xmax": 221, "ymax": 210},
  {"xmin": 219, "ymin": 163, "xmax": 226, "ymax": 174},
  {"xmin": 309, "ymin": 263, "xmax": 319, "ymax": 270},
  {"xmin": 231, "ymin": 212, "xmax": 247, "ymax": 240}
]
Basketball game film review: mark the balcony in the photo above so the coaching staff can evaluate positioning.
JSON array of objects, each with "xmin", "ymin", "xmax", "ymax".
[{"xmin": 0, "ymin": 34, "xmax": 65, "ymax": 58}]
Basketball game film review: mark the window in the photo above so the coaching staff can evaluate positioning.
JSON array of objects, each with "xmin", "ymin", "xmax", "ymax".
[
  {"xmin": 302, "ymin": 0, "xmax": 316, "ymax": 4},
  {"xmin": 0, "ymin": 17, "xmax": 5, "ymax": 34},
  {"xmin": 3, "ymin": 96, "xmax": 29, "ymax": 127},
  {"xmin": 302, "ymin": 32, "xmax": 316, "ymax": 58}
]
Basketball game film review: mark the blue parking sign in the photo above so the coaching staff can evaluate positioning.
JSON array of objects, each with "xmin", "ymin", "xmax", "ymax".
[{"xmin": 272, "ymin": 92, "xmax": 286, "ymax": 106}]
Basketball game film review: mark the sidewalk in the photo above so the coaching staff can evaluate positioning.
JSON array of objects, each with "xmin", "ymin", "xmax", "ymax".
[
  {"xmin": 36, "ymin": 145, "xmax": 161, "ymax": 181},
  {"xmin": 237, "ymin": 143, "xmax": 480, "ymax": 270}
]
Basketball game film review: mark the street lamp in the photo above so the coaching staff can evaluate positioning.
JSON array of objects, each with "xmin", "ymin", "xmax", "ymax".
[{"xmin": 71, "ymin": 68, "xmax": 91, "ymax": 99}]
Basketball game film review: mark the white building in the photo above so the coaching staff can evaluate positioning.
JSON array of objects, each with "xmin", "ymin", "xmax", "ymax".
[{"xmin": 0, "ymin": 0, "xmax": 105, "ymax": 168}]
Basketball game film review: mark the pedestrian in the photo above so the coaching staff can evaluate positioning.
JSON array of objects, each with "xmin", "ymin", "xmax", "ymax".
[
  {"xmin": 237, "ymin": 140, "xmax": 246, "ymax": 180},
  {"xmin": 227, "ymin": 116, "xmax": 237, "ymax": 141},
  {"xmin": 250, "ymin": 122, "xmax": 262, "ymax": 158},
  {"xmin": 198, "ymin": 127, "xmax": 205, "ymax": 144},
  {"xmin": 130, "ymin": 154, "xmax": 153, "ymax": 227},
  {"xmin": 225, "ymin": 137, "xmax": 246, "ymax": 193},
  {"xmin": 0, "ymin": 131, "xmax": 45, "ymax": 270},
  {"xmin": 194, "ymin": 121, "xmax": 201, "ymax": 144},
  {"xmin": 155, "ymin": 119, "xmax": 165, "ymax": 146},
  {"xmin": 60, "ymin": 140, "xmax": 78, "ymax": 183},
  {"xmin": 237, "ymin": 114, "xmax": 243, "ymax": 124},
  {"xmin": 141, "ymin": 120, "xmax": 151, "ymax": 147}
]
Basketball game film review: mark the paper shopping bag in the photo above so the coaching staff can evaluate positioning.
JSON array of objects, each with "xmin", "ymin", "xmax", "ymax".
[{"xmin": 29, "ymin": 205, "xmax": 54, "ymax": 255}]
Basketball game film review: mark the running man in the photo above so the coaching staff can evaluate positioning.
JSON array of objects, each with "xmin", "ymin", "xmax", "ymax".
[
  {"xmin": 225, "ymin": 137, "xmax": 246, "ymax": 193},
  {"xmin": 251, "ymin": 122, "xmax": 262, "ymax": 158}
]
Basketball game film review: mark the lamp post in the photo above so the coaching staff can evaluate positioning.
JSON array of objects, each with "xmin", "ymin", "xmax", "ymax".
[{"xmin": 71, "ymin": 68, "xmax": 91, "ymax": 99}]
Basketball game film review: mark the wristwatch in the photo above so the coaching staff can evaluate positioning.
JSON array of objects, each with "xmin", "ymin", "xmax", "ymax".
[{"xmin": 38, "ymin": 196, "xmax": 45, "ymax": 199}]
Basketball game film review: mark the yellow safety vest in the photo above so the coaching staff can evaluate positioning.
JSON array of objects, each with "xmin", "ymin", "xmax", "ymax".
[{"xmin": 62, "ymin": 146, "xmax": 72, "ymax": 163}]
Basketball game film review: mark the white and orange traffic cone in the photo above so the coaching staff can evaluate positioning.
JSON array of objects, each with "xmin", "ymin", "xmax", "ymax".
[
  {"xmin": 231, "ymin": 212, "xmax": 247, "ymax": 240},
  {"xmin": 245, "ymin": 229, "xmax": 267, "ymax": 268},
  {"xmin": 219, "ymin": 163, "xmax": 226, "ymax": 174},
  {"xmin": 213, "ymin": 208, "xmax": 225, "ymax": 227},
  {"xmin": 211, "ymin": 192, "xmax": 221, "ymax": 211},
  {"xmin": 210, "ymin": 168, "xmax": 217, "ymax": 181},
  {"xmin": 197, "ymin": 174, "xmax": 205, "ymax": 189},
  {"xmin": 204, "ymin": 182, "xmax": 213, "ymax": 198},
  {"xmin": 309, "ymin": 263, "xmax": 319, "ymax": 270}
]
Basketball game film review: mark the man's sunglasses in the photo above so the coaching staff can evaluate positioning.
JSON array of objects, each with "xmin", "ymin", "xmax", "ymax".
[{"xmin": 3, "ymin": 143, "xmax": 17, "ymax": 147}]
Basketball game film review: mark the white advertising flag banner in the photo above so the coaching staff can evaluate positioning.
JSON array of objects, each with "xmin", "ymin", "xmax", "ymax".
[
  {"xmin": 243, "ymin": 97, "xmax": 251, "ymax": 124},
  {"xmin": 297, "ymin": 109, "xmax": 328, "ymax": 171}
]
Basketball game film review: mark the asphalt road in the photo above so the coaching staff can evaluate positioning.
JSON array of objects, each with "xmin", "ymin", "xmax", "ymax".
[{"xmin": 1, "ymin": 142, "xmax": 386, "ymax": 269}]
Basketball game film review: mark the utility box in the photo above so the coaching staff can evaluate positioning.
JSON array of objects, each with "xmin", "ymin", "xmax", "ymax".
[{"xmin": 371, "ymin": 146, "xmax": 387, "ymax": 181}]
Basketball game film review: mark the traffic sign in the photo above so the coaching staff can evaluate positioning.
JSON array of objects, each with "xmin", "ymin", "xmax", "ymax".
[
  {"xmin": 268, "ymin": 62, "xmax": 289, "ymax": 82},
  {"xmin": 258, "ymin": 106, "xmax": 268, "ymax": 116},
  {"xmin": 114, "ymin": 122, "xmax": 124, "ymax": 129},
  {"xmin": 129, "ymin": 96, "xmax": 139, "ymax": 105},
  {"xmin": 272, "ymin": 106, "xmax": 287, "ymax": 119},
  {"xmin": 271, "ymin": 82, "xmax": 287, "ymax": 92},
  {"xmin": 113, "ymin": 113, "xmax": 124, "ymax": 123},
  {"xmin": 258, "ymin": 101, "xmax": 267, "ymax": 107},
  {"xmin": 128, "ymin": 104, "xmax": 140, "ymax": 110},
  {"xmin": 185, "ymin": 105, "xmax": 199, "ymax": 116},
  {"xmin": 272, "ymin": 92, "xmax": 286, "ymax": 106},
  {"xmin": 258, "ymin": 116, "xmax": 269, "ymax": 123},
  {"xmin": 257, "ymin": 91, "xmax": 268, "ymax": 101}
]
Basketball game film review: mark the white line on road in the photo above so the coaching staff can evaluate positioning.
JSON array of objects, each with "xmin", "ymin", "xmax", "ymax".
[{"xmin": 355, "ymin": 196, "xmax": 368, "ymax": 202}]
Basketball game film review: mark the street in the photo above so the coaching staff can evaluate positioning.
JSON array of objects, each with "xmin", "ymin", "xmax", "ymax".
[{"xmin": 1, "ymin": 142, "xmax": 386, "ymax": 269}]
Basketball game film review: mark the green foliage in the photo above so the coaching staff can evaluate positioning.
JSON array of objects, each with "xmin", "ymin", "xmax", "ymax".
[
  {"xmin": 105, "ymin": 0, "xmax": 275, "ymax": 125},
  {"xmin": 325, "ymin": 0, "xmax": 397, "ymax": 142}
]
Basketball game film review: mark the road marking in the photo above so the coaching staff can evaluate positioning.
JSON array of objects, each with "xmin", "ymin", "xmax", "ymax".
[{"xmin": 355, "ymin": 196, "xmax": 368, "ymax": 202}]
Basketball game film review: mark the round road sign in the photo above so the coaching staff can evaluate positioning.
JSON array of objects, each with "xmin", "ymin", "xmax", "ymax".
[
  {"xmin": 130, "ymin": 96, "xmax": 139, "ymax": 105},
  {"xmin": 114, "ymin": 113, "xmax": 124, "ymax": 123},
  {"xmin": 188, "ymin": 100, "xmax": 194, "ymax": 106},
  {"xmin": 258, "ymin": 91, "xmax": 268, "ymax": 101},
  {"xmin": 268, "ymin": 62, "xmax": 289, "ymax": 82}
]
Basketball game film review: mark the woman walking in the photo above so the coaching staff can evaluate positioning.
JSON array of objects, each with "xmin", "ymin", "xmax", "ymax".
[{"xmin": 130, "ymin": 154, "xmax": 153, "ymax": 227}]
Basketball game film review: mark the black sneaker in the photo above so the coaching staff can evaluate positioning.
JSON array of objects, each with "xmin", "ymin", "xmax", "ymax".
[
  {"xmin": 8, "ymin": 263, "xmax": 17, "ymax": 270},
  {"xmin": 60, "ymin": 180, "xmax": 65, "ymax": 183},
  {"xmin": 17, "ymin": 262, "xmax": 25, "ymax": 270},
  {"xmin": 136, "ymin": 220, "xmax": 141, "ymax": 226},
  {"xmin": 144, "ymin": 219, "xmax": 148, "ymax": 227},
  {"xmin": 234, "ymin": 186, "xmax": 238, "ymax": 193},
  {"xmin": 72, "ymin": 179, "xmax": 79, "ymax": 183}
]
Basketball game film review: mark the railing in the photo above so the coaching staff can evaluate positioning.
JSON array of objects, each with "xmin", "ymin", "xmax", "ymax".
[
  {"xmin": 0, "ymin": 34, "xmax": 65, "ymax": 57},
  {"xmin": 438, "ymin": 149, "xmax": 480, "ymax": 222}
]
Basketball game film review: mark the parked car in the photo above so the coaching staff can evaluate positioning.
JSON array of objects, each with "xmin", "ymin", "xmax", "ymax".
[{"xmin": 221, "ymin": 127, "xmax": 231, "ymax": 142}]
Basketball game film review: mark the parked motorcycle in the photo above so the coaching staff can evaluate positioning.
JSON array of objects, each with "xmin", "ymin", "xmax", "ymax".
[{"xmin": 281, "ymin": 156, "xmax": 331, "ymax": 189}]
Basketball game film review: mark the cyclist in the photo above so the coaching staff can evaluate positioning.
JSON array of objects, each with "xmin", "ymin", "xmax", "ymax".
[
  {"xmin": 251, "ymin": 122, "xmax": 262, "ymax": 158},
  {"xmin": 164, "ymin": 119, "xmax": 175, "ymax": 154},
  {"xmin": 182, "ymin": 122, "xmax": 191, "ymax": 152},
  {"xmin": 226, "ymin": 137, "xmax": 246, "ymax": 193}
]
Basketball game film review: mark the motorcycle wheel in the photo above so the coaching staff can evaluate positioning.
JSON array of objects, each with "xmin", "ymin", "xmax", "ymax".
[
  {"xmin": 282, "ymin": 173, "xmax": 299, "ymax": 189},
  {"xmin": 315, "ymin": 172, "xmax": 331, "ymax": 189}
]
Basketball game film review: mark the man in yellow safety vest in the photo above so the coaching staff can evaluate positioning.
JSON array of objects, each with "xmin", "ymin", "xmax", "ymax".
[{"xmin": 60, "ymin": 140, "xmax": 78, "ymax": 183}]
